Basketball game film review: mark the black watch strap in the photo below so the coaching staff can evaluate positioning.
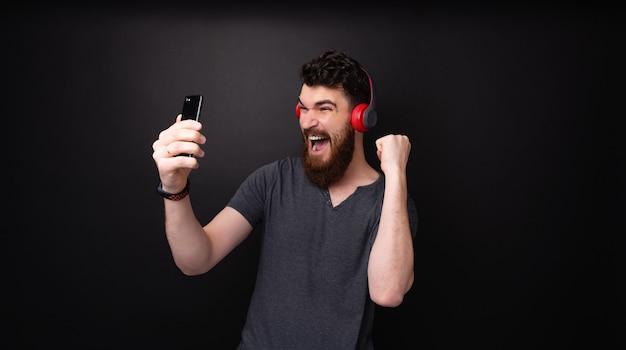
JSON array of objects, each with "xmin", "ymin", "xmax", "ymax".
[{"xmin": 157, "ymin": 180, "xmax": 190, "ymax": 201}]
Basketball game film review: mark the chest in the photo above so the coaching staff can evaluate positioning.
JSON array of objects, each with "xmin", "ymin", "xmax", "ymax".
[{"xmin": 328, "ymin": 186, "xmax": 358, "ymax": 208}]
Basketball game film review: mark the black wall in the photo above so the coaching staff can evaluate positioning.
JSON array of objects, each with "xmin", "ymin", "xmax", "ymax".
[{"xmin": 6, "ymin": 3, "xmax": 623, "ymax": 349}]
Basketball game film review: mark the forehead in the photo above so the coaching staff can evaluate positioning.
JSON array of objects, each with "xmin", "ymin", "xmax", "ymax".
[{"xmin": 299, "ymin": 84, "xmax": 348, "ymax": 106}]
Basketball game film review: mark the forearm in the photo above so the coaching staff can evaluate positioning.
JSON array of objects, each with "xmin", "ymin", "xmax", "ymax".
[
  {"xmin": 368, "ymin": 172, "xmax": 414, "ymax": 307},
  {"xmin": 163, "ymin": 196, "xmax": 213, "ymax": 275}
]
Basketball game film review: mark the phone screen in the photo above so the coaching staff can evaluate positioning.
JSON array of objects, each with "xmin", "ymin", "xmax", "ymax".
[
  {"xmin": 179, "ymin": 95, "xmax": 203, "ymax": 156},
  {"xmin": 182, "ymin": 95, "xmax": 203, "ymax": 121}
]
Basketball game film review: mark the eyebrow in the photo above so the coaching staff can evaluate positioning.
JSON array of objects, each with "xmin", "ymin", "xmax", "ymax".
[{"xmin": 297, "ymin": 98, "xmax": 337, "ymax": 108}]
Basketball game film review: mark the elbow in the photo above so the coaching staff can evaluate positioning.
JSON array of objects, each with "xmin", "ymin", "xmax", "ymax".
[
  {"xmin": 370, "ymin": 288, "xmax": 406, "ymax": 308},
  {"xmin": 179, "ymin": 267, "xmax": 206, "ymax": 276},
  {"xmin": 175, "ymin": 259, "xmax": 211, "ymax": 276},
  {"xmin": 370, "ymin": 274, "xmax": 414, "ymax": 308},
  {"xmin": 171, "ymin": 249, "xmax": 215, "ymax": 276}
]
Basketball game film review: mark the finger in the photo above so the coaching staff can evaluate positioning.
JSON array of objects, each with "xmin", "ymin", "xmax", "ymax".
[
  {"xmin": 152, "ymin": 139, "xmax": 162, "ymax": 152},
  {"xmin": 164, "ymin": 142, "xmax": 181, "ymax": 157},
  {"xmin": 165, "ymin": 141, "xmax": 205, "ymax": 158},
  {"xmin": 375, "ymin": 137, "xmax": 385, "ymax": 151}
]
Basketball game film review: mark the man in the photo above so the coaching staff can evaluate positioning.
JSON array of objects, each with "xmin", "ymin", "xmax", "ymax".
[{"xmin": 152, "ymin": 49, "xmax": 418, "ymax": 349}]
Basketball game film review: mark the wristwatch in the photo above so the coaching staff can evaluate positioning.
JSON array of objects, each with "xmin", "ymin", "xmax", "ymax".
[{"xmin": 157, "ymin": 180, "xmax": 190, "ymax": 201}]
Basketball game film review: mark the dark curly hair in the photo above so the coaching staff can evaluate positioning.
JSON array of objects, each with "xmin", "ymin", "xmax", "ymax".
[{"xmin": 299, "ymin": 49, "xmax": 370, "ymax": 110}]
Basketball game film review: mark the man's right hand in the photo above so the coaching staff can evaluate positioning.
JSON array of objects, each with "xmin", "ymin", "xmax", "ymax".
[{"xmin": 152, "ymin": 114, "xmax": 206, "ymax": 194}]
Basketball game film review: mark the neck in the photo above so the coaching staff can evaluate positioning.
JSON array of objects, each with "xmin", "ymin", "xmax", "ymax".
[{"xmin": 329, "ymin": 134, "xmax": 379, "ymax": 190}]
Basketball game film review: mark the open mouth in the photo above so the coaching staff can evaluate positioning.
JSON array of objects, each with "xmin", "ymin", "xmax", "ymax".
[{"xmin": 309, "ymin": 135, "xmax": 330, "ymax": 153}]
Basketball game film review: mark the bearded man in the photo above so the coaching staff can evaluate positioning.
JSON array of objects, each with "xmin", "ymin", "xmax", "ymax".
[{"xmin": 151, "ymin": 49, "xmax": 418, "ymax": 349}]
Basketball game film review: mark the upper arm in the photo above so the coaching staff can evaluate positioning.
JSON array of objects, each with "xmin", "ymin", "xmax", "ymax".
[{"xmin": 202, "ymin": 206, "xmax": 254, "ymax": 269}]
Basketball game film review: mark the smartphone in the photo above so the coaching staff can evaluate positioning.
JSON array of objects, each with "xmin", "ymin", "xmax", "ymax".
[
  {"xmin": 182, "ymin": 95, "xmax": 203, "ymax": 121},
  {"xmin": 179, "ymin": 95, "xmax": 203, "ymax": 156}
]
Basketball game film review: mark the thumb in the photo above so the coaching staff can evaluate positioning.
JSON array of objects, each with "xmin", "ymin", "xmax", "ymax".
[{"xmin": 376, "ymin": 140, "xmax": 384, "ymax": 161}]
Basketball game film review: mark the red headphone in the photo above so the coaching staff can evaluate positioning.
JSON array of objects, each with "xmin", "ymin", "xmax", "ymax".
[{"xmin": 296, "ymin": 68, "xmax": 377, "ymax": 133}]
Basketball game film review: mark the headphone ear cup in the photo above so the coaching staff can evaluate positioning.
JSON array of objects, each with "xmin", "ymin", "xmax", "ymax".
[
  {"xmin": 351, "ymin": 103, "xmax": 369, "ymax": 133},
  {"xmin": 295, "ymin": 105, "xmax": 301, "ymax": 118},
  {"xmin": 362, "ymin": 106, "xmax": 377, "ymax": 130}
]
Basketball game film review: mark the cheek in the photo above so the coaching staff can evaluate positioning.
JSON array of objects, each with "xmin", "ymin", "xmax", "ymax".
[
  {"xmin": 329, "ymin": 113, "xmax": 351, "ymax": 130},
  {"xmin": 332, "ymin": 121, "xmax": 354, "ymax": 142}
]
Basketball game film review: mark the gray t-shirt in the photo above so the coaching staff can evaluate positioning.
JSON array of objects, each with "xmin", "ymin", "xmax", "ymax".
[{"xmin": 229, "ymin": 157, "xmax": 418, "ymax": 349}]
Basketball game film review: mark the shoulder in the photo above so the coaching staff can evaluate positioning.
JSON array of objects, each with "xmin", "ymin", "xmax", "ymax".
[
  {"xmin": 276, "ymin": 156, "xmax": 302, "ymax": 169},
  {"xmin": 250, "ymin": 156, "xmax": 303, "ymax": 179},
  {"xmin": 262, "ymin": 156, "xmax": 303, "ymax": 173}
]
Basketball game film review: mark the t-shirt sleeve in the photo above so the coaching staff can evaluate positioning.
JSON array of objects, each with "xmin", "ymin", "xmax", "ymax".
[{"xmin": 226, "ymin": 162, "xmax": 276, "ymax": 228}]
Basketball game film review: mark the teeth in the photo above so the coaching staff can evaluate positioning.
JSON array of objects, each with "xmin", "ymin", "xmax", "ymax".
[{"xmin": 310, "ymin": 135, "xmax": 325, "ymax": 152}]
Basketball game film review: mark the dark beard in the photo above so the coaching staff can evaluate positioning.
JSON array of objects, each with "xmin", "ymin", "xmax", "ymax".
[{"xmin": 301, "ymin": 122, "xmax": 355, "ymax": 188}]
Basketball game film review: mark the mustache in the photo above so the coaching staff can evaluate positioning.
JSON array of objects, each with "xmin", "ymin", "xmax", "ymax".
[
  {"xmin": 302, "ymin": 130, "xmax": 330, "ymax": 140},
  {"xmin": 303, "ymin": 128, "xmax": 330, "ymax": 139}
]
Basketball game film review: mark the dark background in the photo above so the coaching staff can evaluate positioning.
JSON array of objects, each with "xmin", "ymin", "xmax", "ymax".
[{"xmin": 5, "ymin": 3, "xmax": 623, "ymax": 349}]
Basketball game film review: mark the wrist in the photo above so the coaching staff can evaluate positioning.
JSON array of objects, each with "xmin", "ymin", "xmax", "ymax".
[{"xmin": 157, "ymin": 180, "xmax": 190, "ymax": 201}]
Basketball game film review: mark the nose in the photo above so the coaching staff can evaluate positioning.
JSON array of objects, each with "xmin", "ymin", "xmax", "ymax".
[{"xmin": 298, "ymin": 109, "xmax": 319, "ymax": 130}]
